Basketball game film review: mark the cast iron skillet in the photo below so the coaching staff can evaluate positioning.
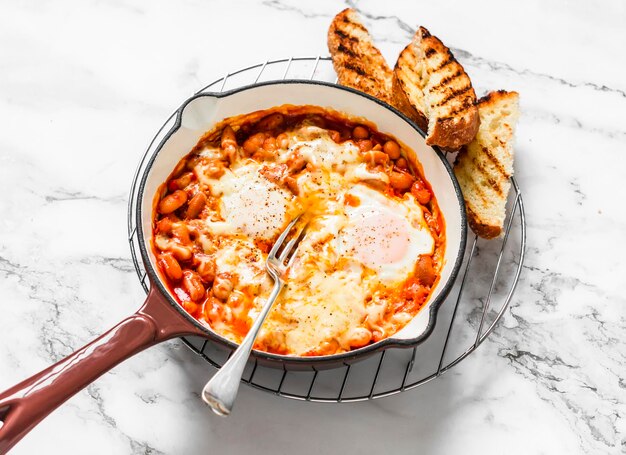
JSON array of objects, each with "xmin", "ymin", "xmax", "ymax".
[{"xmin": 0, "ymin": 81, "xmax": 466, "ymax": 452}]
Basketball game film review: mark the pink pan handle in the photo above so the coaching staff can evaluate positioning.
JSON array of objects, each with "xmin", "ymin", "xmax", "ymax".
[{"xmin": 0, "ymin": 287, "xmax": 204, "ymax": 453}]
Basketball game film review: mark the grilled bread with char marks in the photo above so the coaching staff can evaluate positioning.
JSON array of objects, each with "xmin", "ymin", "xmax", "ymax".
[
  {"xmin": 454, "ymin": 90, "xmax": 520, "ymax": 239},
  {"xmin": 328, "ymin": 8, "xmax": 393, "ymax": 104},
  {"xmin": 393, "ymin": 27, "xmax": 479, "ymax": 150}
]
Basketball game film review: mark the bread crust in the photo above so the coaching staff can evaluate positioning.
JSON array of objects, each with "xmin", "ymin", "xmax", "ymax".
[
  {"xmin": 466, "ymin": 205, "xmax": 502, "ymax": 239},
  {"xmin": 454, "ymin": 90, "xmax": 520, "ymax": 239},
  {"xmin": 476, "ymin": 90, "xmax": 517, "ymax": 110},
  {"xmin": 428, "ymin": 106, "xmax": 480, "ymax": 151},
  {"xmin": 391, "ymin": 44, "xmax": 428, "ymax": 132},
  {"xmin": 393, "ymin": 27, "xmax": 479, "ymax": 150},
  {"xmin": 328, "ymin": 8, "xmax": 393, "ymax": 103}
]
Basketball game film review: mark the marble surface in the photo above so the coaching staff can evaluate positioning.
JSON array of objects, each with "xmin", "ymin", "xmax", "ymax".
[{"xmin": 1, "ymin": 0, "xmax": 625, "ymax": 454}]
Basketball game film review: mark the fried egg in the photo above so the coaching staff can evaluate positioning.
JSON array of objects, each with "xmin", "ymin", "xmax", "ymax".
[
  {"xmin": 209, "ymin": 162, "xmax": 293, "ymax": 240},
  {"xmin": 339, "ymin": 184, "xmax": 434, "ymax": 284}
]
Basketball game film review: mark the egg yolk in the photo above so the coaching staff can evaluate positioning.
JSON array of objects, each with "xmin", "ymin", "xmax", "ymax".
[{"xmin": 341, "ymin": 207, "xmax": 410, "ymax": 268}]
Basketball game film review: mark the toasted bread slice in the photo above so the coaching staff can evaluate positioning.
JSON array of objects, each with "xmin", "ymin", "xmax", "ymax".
[
  {"xmin": 393, "ymin": 27, "xmax": 479, "ymax": 150},
  {"xmin": 454, "ymin": 91, "xmax": 520, "ymax": 239},
  {"xmin": 328, "ymin": 8, "xmax": 393, "ymax": 103}
]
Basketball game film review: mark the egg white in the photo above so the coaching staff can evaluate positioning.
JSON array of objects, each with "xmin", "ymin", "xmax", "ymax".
[{"xmin": 209, "ymin": 162, "xmax": 293, "ymax": 240}]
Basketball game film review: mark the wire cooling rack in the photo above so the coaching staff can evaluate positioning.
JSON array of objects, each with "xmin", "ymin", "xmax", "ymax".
[{"xmin": 127, "ymin": 57, "xmax": 526, "ymax": 402}]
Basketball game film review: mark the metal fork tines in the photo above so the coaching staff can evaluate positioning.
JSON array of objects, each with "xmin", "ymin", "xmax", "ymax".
[
  {"xmin": 202, "ymin": 214, "xmax": 307, "ymax": 415},
  {"xmin": 266, "ymin": 215, "xmax": 308, "ymax": 282}
]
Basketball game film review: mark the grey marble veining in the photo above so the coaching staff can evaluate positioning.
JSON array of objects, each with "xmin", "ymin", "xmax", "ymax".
[{"xmin": 0, "ymin": 0, "xmax": 625, "ymax": 454}]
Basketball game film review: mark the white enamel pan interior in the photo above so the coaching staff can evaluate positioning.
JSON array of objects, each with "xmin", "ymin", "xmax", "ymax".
[{"xmin": 137, "ymin": 81, "xmax": 467, "ymax": 366}]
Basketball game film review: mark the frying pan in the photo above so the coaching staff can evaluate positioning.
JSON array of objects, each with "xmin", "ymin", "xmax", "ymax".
[{"xmin": 0, "ymin": 80, "xmax": 467, "ymax": 452}]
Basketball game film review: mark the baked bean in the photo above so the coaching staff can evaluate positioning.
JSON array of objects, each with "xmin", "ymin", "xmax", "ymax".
[
  {"xmin": 396, "ymin": 157, "xmax": 408, "ymax": 170},
  {"xmin": 263, "ymin": 137, "xmax": 277, "ymax": 152},
  {"xmin": 183, "ymin": 270, "xmax": 205, "ymax": 302},
  {"xmin": 194, "ymin": 255, "xmax": 216, "ymax": 283},
  {"xmin": 252, "ymin": 149, "xmax": 272, "ymax": 161},
  {"xmin": 171, "ymin": 172, "xmax": 193, "ymax": 191},
  {"xmin": 169, "ymin": 244, "xmax": 192, "ymax": 261},
  {"xmin": 198, "ymin": 234, "xmax": 217, "ymax": 255},
  {"xmin": 257, "ymin": 113, "xmax": 284, "ymax": 130},
  {"xmin": 425, "ymin": 211, "xmax": 442, "ymax": 235},
  {"xmin": 372, "ymin": 329, "xmax": 385, "ymax": 342},
  {"xmin": 357, "ymin": 139, "xmax": 373, "ymax": 152},
  {"xmin": 389, "ymin": 171, "xmax": 415, "ymax": 190},
  {"xmin": 154, "ymin": 235, "xmax": 170, "ymax": 251},
  {"xmin": 243, "ymin": 132, "xmax": 266, "ymax": 155},
  {"xmin": 383, "ymin": 140, "xmax": 401, "ymax": 159},
  {"xmin": 159, "ymin": 253, "xmax": 182, "ymax": 281},
  {"xmin": 285, "ymin": 176, "xmax": 299, "ymax": 195},
  {"xmin": 287, "ymin": 153, "xmax": 307, "ymax": 173},
  {"xmin": 352, "ymin": 125, "xmax": 369, "ymax": 139},
  {"xmin": 259, "ymin": 163, "xmax": 287, "ymax": 183},
  {"xmin": 403, "ymin": 279, "xmax": 430, "ymax": 305},
  {"xmin": 411, "ymin": 180, "xmax": 432, "ymax": 205},
  {"xmin": 250, "ymin": 148, "xmax": 268, "ymax": 161},
  {"xmin": 158, "ymin": 190, "xmax": 187, "ymax": 214},
  {"xmin": 204, "ymin": 295, "xmax": 222, "ymax": 323},
  {"xmin": 363, "ymin": 150, "xmax": 389, "ymax": 166},
  {"xmin": 372, "ymin": 143, "xmax": 382, "ymax": 151},
  {"xmin": 228, "ymin": 291, "xmax": 247, "ymax": 311},
  {"xmin": 182, "ymin": 300, "xmax": 200, "ymax": 316},
  {"xmin": 329, "ymin": 130, "xmax": 341, "ymax": 143},
  {"xmin": 171, "ymin": 223, "xmax": 191, "ymax": 244},
  {"xmin": 348, "ymin": 327, "xmax": 373, "ymax": 348},
  {"xmin": 415, "ymin": 255, "xmax": 436, "ymax": 287},
  {"xmin": 204, "ymin": 159, "xmax": 225, "ymax": 178},
  {"xmin": 311, "ymin": 340, "xmax": 340, "ymax": 356},
  {"xmin": 156, "ymin": 217, "xmax": 173, "ymax": 234},
  {"xmin": 276, "ymin": 133, "xmax": 289, "ymax": 149},
  {"xmin": 186, "ymin": 192, "xmax": 206, "ymax": 219},
  {"xmin": 213, "ymin": 273, "xmax": 235, "ymax": 301},
  {"xmin": 222, "ymin": 305, "xmax": 233, "ymax": 323},
  {"xmin": 221, "ymin": 125, "xmax": 237, "ymax": 152}
]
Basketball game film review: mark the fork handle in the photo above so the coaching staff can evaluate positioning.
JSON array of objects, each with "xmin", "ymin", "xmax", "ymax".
[{"xmin": 202, "ymin": 281, "xmax": 283, "ymax": 415}]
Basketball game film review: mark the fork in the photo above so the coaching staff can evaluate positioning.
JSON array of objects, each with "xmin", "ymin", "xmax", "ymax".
[{"xmin": 202, "ymin": 214, "xmax": 306, "ymax": 416}]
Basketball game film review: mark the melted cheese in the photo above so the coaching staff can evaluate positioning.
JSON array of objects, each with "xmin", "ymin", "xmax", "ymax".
[
  {"xmin": 214, "ymin": 237, "xmax": 268, "ymax": 287},
  {"xmin": 290, "ymin": 135, "xmax": 360, "ymax": 172},
  {"xmin": 346, "ymin": 162, "xmax": 390, "ymax": 184},
  {"xmin": 278, "ymin": 264, "xmax": 368, "ymax": 354}
]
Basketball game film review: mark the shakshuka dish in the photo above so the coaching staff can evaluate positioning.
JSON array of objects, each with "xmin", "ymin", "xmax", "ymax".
[{"xmin": 152, "ymin": 105, "xmax": 445, "ymax": 356}]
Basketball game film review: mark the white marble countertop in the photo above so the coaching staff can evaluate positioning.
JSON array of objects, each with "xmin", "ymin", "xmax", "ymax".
[{"xmin": 1, "ymin": 1, "xmax": 625, "ymax": 454}]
